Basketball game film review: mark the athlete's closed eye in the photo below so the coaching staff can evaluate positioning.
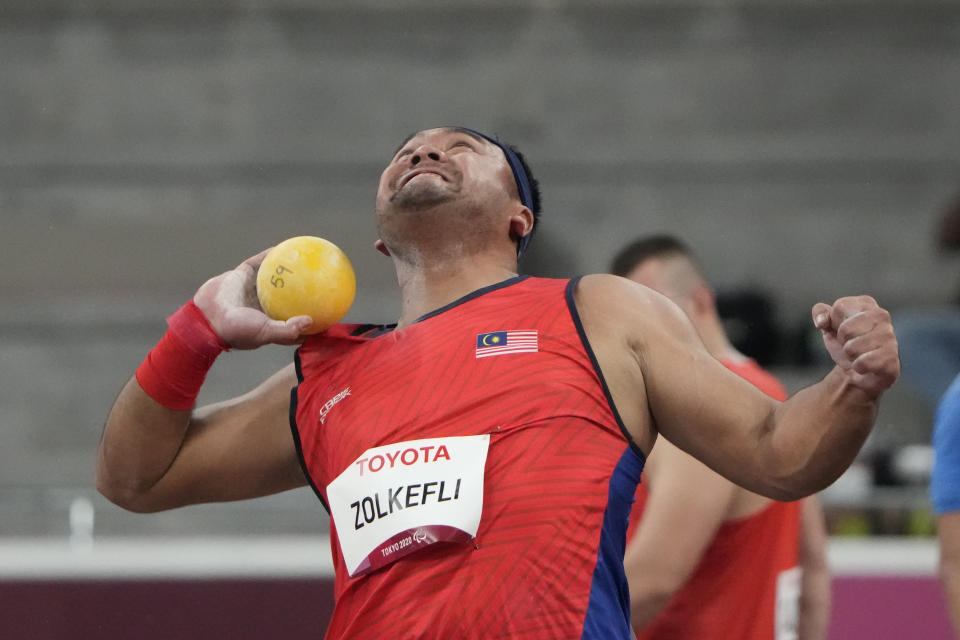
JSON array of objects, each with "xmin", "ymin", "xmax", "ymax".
[{"xmin": 449, "ymin": 140, "xmax": 475, "ymax": 152}]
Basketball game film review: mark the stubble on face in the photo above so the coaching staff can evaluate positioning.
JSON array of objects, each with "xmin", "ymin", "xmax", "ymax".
[
  {"xmin": 387, "ymin": 168, "xmax": 463, "ymax": 211},
  {"xmin": 376, "ymin": 195, "xmax": 499, "ymax": 267}
]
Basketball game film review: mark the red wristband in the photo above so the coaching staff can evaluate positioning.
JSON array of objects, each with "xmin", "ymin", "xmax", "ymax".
[{"xmin": 135, "ymin": 301, "xmax": 229, "ymax": 410}]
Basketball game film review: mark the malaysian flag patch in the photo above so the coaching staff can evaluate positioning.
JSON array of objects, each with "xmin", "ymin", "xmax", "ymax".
[{"xmin": 475, "ymin": 330, "xmax": 539, "ymax": 359}]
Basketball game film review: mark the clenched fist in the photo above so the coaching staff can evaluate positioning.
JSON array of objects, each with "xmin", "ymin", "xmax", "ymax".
[{"xmin": 813, "ymin": 296, "xmax": 900, "ymax": 398}]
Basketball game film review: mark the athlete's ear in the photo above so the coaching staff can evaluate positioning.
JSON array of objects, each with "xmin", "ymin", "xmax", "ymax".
[
  {"xmin": 374, "ymin": 239, "xmax": 391, "ymax": 257},
  {"xmin": 508, "ymin": 207, "xmax": 534, "ymax": 244}
]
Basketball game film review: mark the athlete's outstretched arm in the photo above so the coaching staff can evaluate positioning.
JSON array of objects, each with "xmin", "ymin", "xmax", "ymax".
[
  {"xmin": 97, "ymin": 251, "xmax": 312, "ymax": 512},
  {"xmin": 577, "ymin": 275, "xmax": 899, "ymax": 501}
]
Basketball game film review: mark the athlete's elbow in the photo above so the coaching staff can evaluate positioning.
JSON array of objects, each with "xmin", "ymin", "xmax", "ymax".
[
  {"xmin": 95, "ymin": 466, "xmax": 166, "ymax": 514},
  {"xmin": 95, "ymin": 479, "xmax": 155, "ymax": 513},
  {"xmin": 628, "ymin": 574, "xmax": 681, "ymax": 628},
  {"xmin": 757, "ymin": 445, "xmax": 836, "ymax": 501},
  {"xmin": 763, "ymin": 485, "xmax": 807, "ymax": 502},
  {"xmin": 755, "ymin": 470, "xmax": 821, "ymax": 502},
  {"xmin": 760, "ymin": 469, "xmax": 834, "ymax": 502},
  {"xmin": 630, "ymin": 588, "xmax": 675, "ymax": 630}
]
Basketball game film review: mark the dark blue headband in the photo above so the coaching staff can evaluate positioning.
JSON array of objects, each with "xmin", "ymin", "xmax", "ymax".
[{"xmin": 462, "ymin": 128, "xmax": 535, "ymax": 256}]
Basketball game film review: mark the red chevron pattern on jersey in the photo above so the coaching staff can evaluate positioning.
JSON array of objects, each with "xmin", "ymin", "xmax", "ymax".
[{"xmin": 291, "ymin": 276, "xmax": 643, "ymax": 639}]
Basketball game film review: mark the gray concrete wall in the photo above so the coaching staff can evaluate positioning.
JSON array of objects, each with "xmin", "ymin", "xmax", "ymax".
[{"xmin": 2, "ymin": 0, "xmax": 956, "ymax": 534}]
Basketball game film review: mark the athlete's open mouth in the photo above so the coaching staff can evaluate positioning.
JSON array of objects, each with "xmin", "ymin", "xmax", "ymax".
[{"xmin": 399, "ymin": 169, "xmax": 447, "ymax": 188}]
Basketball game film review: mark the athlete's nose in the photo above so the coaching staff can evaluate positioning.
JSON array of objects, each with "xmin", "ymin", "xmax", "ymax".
[{"xmin": 410, "ymin": 144, "xmax": 444, "ymax": 166}]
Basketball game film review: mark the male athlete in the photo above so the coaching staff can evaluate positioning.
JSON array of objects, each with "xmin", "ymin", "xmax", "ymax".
[
  {"xmin": 611, "ymin": 235, "xmax": 830, "ymax": 639},
  {"xmin": 98, "ymin": 127, "xmax": 899, "ymax": 639}
]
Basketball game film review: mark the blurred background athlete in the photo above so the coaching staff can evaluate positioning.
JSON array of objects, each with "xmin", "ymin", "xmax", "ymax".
[{"xmin": 612, "ymin": 235, "xmax": 830, "ymax": 639}]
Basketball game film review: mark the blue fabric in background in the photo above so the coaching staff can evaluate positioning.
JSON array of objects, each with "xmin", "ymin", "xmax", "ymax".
[{"xmin": 932, "ymin": 373, "xmax": 960, "ymax": 515}]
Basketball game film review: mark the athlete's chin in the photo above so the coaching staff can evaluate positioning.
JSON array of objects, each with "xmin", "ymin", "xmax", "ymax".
[{"xmin": 389, "ymin": 183, "xmax": 459, "ymax": 210}]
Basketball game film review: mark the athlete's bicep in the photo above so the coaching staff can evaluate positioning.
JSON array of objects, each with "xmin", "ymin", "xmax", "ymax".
[
  {"xmin": 638, "ymin": 303, "xmax": 783, "ymax": 493},
  {"xmin": 577, "ymin": 274, "xmax": 780, "ymax": 492},
  {"xmin": 131, "ymin": 364, "xmax": 306, "ymax": 511}
]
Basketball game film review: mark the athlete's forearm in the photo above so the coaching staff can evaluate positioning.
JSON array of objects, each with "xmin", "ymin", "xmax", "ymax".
[
  {"xmin": 97, "ymin": 301, "xmax": 228, "ymax": 510},
  {"xmin": 941, "ymin": 560, "xmax": 960, "ymax": 637},
  {"xmin": 628, "ymin": 551, "xmax": 686, "ymax": 630},
  {"xmin": 762, "ymin": 367, "xmax": 877, "ymax": 500},
  {"xmin": 626, "ymin": 542, "xmax": 690, "ymax": 631},
  {"xmin": 938, "ymin": 515, "xmax": 960, "ymax": 635},
  {"xmin": 798, "ymin": 562, "xmax": 831, "ymax": 640},
  {"xmin": 797, "ymin": 496, "xmax": 831, "ymax": 640},
  {"xmin": 797, "ymin": 496, "xmax": 831, "ymax": 639},
  {"xmin": 96, "ymin": 376, "xmax": 195, "ymax": 512}
]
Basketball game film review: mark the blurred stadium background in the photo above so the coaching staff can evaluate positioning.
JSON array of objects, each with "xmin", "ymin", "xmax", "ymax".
[{"xmin": 2, "ymin": 0, "xmax": 958, "ymax": 637}]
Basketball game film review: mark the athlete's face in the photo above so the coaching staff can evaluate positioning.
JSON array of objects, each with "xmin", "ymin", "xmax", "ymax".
[
  {"xmin": 375, "ymin": 129, "xmax": 520, "ymax": 256},
  {"xmin": 377, "ymin": 128, "xmax": 516, "ymax": 211}
]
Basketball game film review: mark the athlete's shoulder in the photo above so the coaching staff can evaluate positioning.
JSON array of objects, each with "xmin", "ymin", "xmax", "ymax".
[
  {"xmin": 937, "ymin": 375, "xmax": 960, "ymax": 431},
  {"xmin": 297, "ymin": 323, "xmax": 390, "ymax": 362},
  {"xmin": 309, "ymin": 323, "xmax": 389, "ymax": 341},
  {"xmin": 575, "ymin": 273, "xmax": 664, "ymax": 305},
  {"xmin": 573, "ymin": 274, "xmax": 686, "ymax": 330},
  {"xmin": 510, "ymin": 274, "xmax": 569, "ymax": 292},
  {"xmin": 479, "ymin": 275, "xmax": 572, "ymax": 309}
]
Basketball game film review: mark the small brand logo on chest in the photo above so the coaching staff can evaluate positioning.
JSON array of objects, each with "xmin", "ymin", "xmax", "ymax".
[{"xmin": 319, "ymin": 387, "xmax": 351, "ymax": 424}]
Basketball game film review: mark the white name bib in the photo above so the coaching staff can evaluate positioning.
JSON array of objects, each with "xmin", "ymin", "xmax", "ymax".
[
  {"xmin": 326, "ymin": 435, "xmax": 490, "ymax": 577},
  {"xmin": 774, "ymin": 565, "xmax": 801, "ymax": 640}
]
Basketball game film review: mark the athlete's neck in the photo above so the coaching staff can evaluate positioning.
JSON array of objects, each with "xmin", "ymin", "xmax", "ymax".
[{"xmin": 393, "ymin": 256, "xmax": 519, "ymax": 329}]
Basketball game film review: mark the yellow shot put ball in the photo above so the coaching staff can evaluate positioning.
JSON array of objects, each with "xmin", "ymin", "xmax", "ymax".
[{"xmin": 256, "ymin": 236, "xmax": 356, "ymax": 334}]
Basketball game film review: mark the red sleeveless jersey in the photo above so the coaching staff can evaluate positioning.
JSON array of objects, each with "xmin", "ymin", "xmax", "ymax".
[
  {"xmin": 291, "ymin": 276, "xmax": 645, "ymax": 640},
  {"xmin": 629, "ymin": 358, "xmax": 801, "ymax": 640}
]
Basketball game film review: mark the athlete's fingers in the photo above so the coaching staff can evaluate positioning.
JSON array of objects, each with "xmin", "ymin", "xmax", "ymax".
[
  {"xmin": 811, "ymin": 302, "xmax": 832, "ymax": 331},
  {"xmin": 835, "ymin": 310, "xmax": 881, "ymax": 345},
  {"xmin": 258, "ymin": 316, "xmax": 313, "ymax": 346},
  {"xmin": 850, "ymin": 349, "xmax": 900, "ymax": 396},
  {"xmin": 239, "ymin": 248, "xmax": 274, "ymax": 273},
  {"xmin": 841, "ymin": 332, "xmax": 886, "ymax": 362},
  {"xmin": 813, "ymin": 296, "xmax": 884, "ymax": 336}
]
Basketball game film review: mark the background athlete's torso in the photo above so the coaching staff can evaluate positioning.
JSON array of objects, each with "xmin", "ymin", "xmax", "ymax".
[{"xmin": 628, "ymin": 359, "xmax": 801, "ymax": 640}]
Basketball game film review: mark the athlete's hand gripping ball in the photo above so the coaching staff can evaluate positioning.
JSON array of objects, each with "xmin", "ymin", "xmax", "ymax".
[{"xmin": 256, "ymin": 236, "xmax": 356, "ymax": 335}]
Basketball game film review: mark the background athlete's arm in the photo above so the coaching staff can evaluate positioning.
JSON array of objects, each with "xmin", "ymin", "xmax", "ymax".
[
  {"xmin": 624, "ymin": 439, "xmax": 736, "ymax": 629},
  {"xmin": 798, "ymin": 496, "xmax": 831, "ymax": 640},
  {"xmin": 96, "ymin": 251, "xmax": 311, "ymax": 512},
  {"xmin": 577, "ymin": 274, "xmax": 900, "ymax": 500},
  {"xmin": 939, "ymin": 514, "xmax": 960, "ymax": 634}
]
